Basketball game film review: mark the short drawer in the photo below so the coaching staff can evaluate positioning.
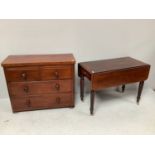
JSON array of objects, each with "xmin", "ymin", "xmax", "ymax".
[
  {"xmin": 40, "ymin": 65, "xmax": 73, "ymax": 80},
  {"xmin": 8, "ymin": 80, "xmax": 73, "ymax": 96},
  {"xmin": 11, "ymin": 93, "xmax": 73, "ymax": 112},
  {"xmin": 5, "ymin": 66, "xmax": 40, "ymax": 82}
]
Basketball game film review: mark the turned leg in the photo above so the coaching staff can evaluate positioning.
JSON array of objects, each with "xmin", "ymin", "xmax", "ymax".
[
  {"xmin": 122, "ymin": 85, "xmax": 126, "ymax": 93},
  {"xmin": 80, "ymin": 76, "xmax": 84, "ymax": 101},
  {"xmin": 137, "ymin": 81, "xmax": 144, "ymax": 104},
  {"xmin": 90, "ymin": 90, "xmax": 95, "ymax": 115}
]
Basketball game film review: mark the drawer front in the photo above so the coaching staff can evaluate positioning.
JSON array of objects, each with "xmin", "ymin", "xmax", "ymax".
[
  {"xmin": 40, "ymin": 65, "xmax": 73, "ymax": 80},
  {"xmin": 8, "ymin": 80, "xmax": 72, "ymax": 96},
  {"xmin": 92, "ymin": 66, "xmax": 150, "ymax": 90},
  {"xmin": 11, "ymin": 93, "xmax": 73, "ymax": 112},
  {"xmin": 5, "ymin": 67, "xmax": 40, "ymax": 82}
]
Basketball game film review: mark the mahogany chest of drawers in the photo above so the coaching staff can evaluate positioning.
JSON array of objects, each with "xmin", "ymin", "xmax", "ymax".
[{"xmin": 1, "ymin": 54, "xmax": 75, "ymax": 112}]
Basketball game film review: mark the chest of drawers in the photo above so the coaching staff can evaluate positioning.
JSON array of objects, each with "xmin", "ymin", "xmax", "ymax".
[{"xmin": 1, "ymin": 54, "xmax": 75, "ymax": 112}]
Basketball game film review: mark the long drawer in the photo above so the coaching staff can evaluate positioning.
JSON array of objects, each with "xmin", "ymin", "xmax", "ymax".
[
  {"xmin": 11, "ymin": 93, "xmax": 73, "ymax": 112},
  {"xmin": 8, "ymin": 80, "xmax": 73, "ymax": 96}
]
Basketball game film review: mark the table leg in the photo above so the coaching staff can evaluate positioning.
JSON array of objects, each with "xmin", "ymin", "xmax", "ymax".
[
  {"xmin": 90, "ymin": 90, "xmax": 95, "ymax": 115},
  {"xmin": 122, "ymin": 85, "xmax": 126, "ymax": 93},
  {"xmin": 80, "ymin": 76, "xmax": 84, "ymax": 101},
  {"xmin": 137, "ymin": 81, "xmax": 144, "ymax": 104}
]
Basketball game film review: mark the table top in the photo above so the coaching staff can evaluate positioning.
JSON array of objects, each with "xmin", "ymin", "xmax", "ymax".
[
  {"xmin": 79, "ymin": 57, "xmax": 150, "ymax": 74},
  {"xmin": 1, "ymin": 54, "xmax": 76, "ymax": 67}
]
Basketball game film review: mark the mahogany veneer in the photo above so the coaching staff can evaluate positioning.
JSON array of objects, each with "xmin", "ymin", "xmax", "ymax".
[
  {"xmin": 2, "ymin": 54, "xmax": 75, "ymax": 112},
  {"xmin": 78, "ymin": 57, "xmax": 150, "ymax": 115}
]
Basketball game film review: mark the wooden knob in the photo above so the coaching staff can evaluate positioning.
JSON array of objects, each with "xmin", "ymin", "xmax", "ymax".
[
  {"xmin": 54, "ymin": 71, "xmax": 59, "ymax": 79},
  {"xmin": 23, "ymin": 86, "xmax": 29, "ymax": 93},
  {"xmin": 26, "ymin": 99, "xmax": 31, "ymax": 107},
  {"xmin": 55, "ymin": 83, "xmax": 60, "ymax": 90},
  {"xmin": 21, "ymin": 72, "xmax": 27, "ymax": 80},
  {"xmin": 56, "ymin": 97, "xmax": 61, "ymax": 104}
]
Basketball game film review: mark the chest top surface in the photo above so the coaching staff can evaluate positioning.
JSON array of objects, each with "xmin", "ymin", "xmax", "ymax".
[
  {"xmin": 1, "ymin": 54, "xmax": 76, "ymax": 67},
  {"xmin": 79, "ymin": 57, "xmax": 150, "ymax": 74}
]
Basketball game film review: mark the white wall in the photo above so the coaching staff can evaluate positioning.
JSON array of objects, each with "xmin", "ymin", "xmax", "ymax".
[{"xmin": 0, "ymin": 19, "xmax": 155, "ymax": 99}]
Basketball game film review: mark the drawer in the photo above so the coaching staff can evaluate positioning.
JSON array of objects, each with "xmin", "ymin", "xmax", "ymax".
[
  {"xmin": 11, "ymin": 93, "xmax": 73, "ymax": 112},
  {"xmin": 40, "ymin": 65, "xmax": 73, "ymax": 80},
  {"xmin": 8, "ymin": 80, "xmax": 73, "ymax": 96},
  {"xmin": 92, "ymin": 66, "xmax": 150, "ymax": 90},
  {"xmin": 5, "ymin": 66, "xmax": 40, "ymax": 82}
]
